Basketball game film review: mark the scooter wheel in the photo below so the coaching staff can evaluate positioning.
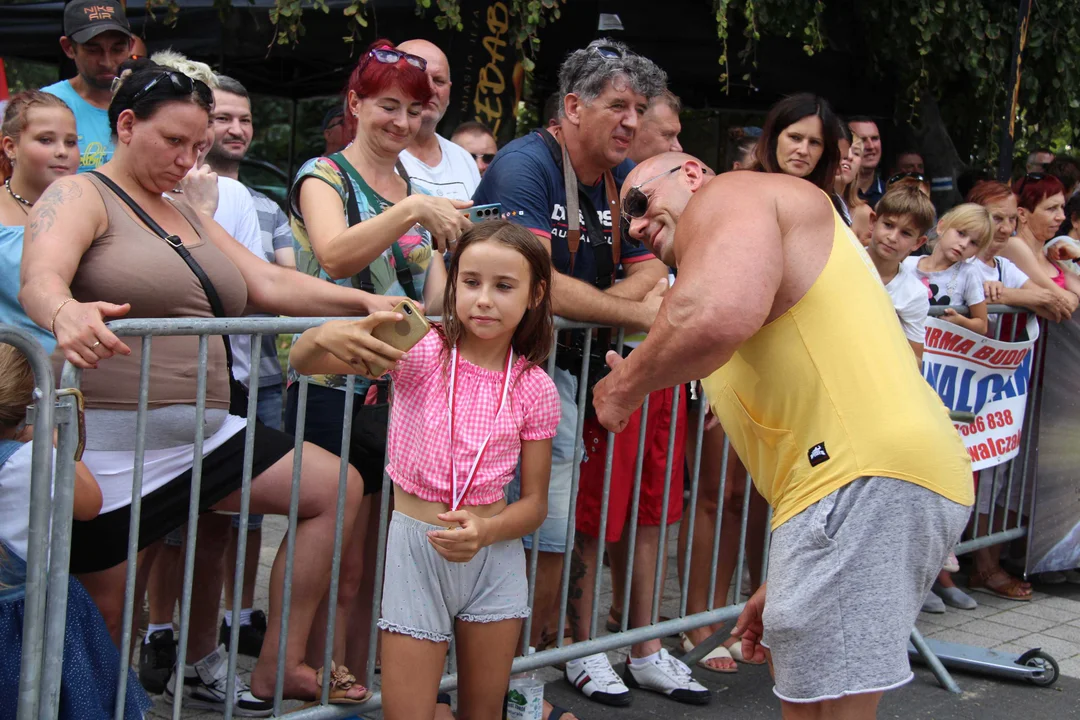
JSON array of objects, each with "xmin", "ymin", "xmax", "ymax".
[{"xmin": 1018, "ymin": 648, "xmax": 1059, "ymax": 687}]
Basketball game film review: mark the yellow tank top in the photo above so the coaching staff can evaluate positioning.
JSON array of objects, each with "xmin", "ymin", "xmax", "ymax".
[{"xmin": 700, "ymin": 208, "xmax": 974, "ymax": 530}]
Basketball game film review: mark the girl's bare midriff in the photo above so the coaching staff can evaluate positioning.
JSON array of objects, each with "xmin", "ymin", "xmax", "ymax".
[{"xmin": 393, "ymin": 484, "xmax": 507, "ymax": 526}]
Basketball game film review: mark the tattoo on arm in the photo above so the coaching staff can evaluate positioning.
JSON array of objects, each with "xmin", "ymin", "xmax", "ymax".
[
  {"xmin": 566, "ymin": 535, "xmax": 589, "ymax": 633},
  {"xmin": 29, "ymin": 182, "xmax": 83, "ymax": 240}
]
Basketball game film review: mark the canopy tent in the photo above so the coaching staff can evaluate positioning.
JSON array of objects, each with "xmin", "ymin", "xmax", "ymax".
[{"xmin": 1, "ymin": 0, "xmax": 896, "ymax": 115}]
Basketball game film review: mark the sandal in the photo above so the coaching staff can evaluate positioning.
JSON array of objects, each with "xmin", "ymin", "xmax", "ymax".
[
  {"xmin": 679, "ymin": 632, "xmax": 737, "ymax": 673},
  {"xmin": 294, "ymin": 663, "xmax": 372, "ymax": 710},
  {"xmin": 725, "ymin": 637, "xmax": 768, "ymax": 665},
  {"xmin": 968, "ymin": 569, "xmax": 1032, "ymax": 601},
  {"xmin": 537, "ymin": 624, "xmax": 572, "ymax": 651}
]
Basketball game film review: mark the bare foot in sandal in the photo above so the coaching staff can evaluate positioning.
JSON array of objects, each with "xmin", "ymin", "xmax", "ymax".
[
  {"xmin": 969, "ymin": 568, "xmax": 1032, "ymax": 601},
  {"xmin": 249, "ymin": 661, "xmax": 370, "ymax": 704},
  {"xmin": 680, "ymin": 629, "xmax": 737, "ymax": 673}
]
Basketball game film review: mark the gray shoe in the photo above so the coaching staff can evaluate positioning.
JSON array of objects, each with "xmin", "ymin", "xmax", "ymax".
[
  {"xmin": 921, "ymin": 590, "xmax": 946, "ymax": 614},
  {"xmin": 934, "ymin": 583, "xmax": 978, "ymax": 610}
]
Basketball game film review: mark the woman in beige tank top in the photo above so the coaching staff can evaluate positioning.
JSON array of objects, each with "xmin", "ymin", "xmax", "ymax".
[{"xmin": 20, "ymin": 63, "xmax": 405, "ymax": 708}]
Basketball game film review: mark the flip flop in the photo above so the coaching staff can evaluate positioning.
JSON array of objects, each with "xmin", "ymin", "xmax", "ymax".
[
  {"xmin": 293, "ymin": 663, "xmax": 372, "ymax": 711},
  {"xmin": 679, "ymin": 632, "xmax": 737, "ymax": 674}
]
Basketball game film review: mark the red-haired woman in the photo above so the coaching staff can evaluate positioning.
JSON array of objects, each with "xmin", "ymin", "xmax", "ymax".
[
  {"xmin": 286, "ymin": 40, "xmax": 473, "ymax": 681},
  {"xmin": 1002, "ymin": 174, "xmax": 1080, "ymax": 302}
]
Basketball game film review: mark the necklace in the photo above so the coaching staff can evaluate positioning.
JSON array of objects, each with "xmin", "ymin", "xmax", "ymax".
[{"xmin": 4, "ymin": 179, "xmax": 32, "ymax": 213}]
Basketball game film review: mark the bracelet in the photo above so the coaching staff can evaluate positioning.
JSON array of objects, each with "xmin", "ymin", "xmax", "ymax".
[{"xmin": 49, "ymin": 297, "xmax": 76, "ymax": 335}]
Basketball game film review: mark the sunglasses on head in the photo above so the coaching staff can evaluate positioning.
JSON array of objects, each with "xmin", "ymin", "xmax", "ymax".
[
  {"xmin": 1015, "ymin": 172, "xmax": 1048, "ymax": 194},
  {"xmin": 367, "ymin": 47, "xmax": 428, "ymax": 71},
  {"xmin": 127, "ymin": 70, "xmax": 213, "ymax": 108},
  {"xmin": 887, "ymin": 172, "xmax": 928, "ymax": 187},
  {"xmin": 592, "ymin": 44, "xmax": 625, "ymax": 59}
]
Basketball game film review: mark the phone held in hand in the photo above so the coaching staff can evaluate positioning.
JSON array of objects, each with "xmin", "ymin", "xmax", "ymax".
[
  {"xmin": 465, "ymin": 203, "xmax": 502, "ymax": 223},
  {"xmin": 369, "ymin": 299, "xmax": 431, "ymax": 376}
]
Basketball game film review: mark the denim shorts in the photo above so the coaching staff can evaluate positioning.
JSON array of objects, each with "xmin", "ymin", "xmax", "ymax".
[
  {"xmin": 505, "ymin": 367, "xmax": 578, "ymax": 553},
  {"xmin": 378, "ymin": 512, "xmax": 530, "ymax": 643}
]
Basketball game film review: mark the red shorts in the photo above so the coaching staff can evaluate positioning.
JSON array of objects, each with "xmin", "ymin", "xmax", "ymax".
[{"xmin": 576, "ymin": 387, "xmax": 686, "ymax": 542}]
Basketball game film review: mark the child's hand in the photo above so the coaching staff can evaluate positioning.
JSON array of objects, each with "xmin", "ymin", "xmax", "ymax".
[
  {"xmin": 427, "ymin": 511, "xmax": 491, "ymax": 563},
  {"xmin": 941, "ymin": 308, "xmax": 964, "ymax": 326},
  {"xmin": 313, "ymin": 313, "xmax": 406, "ymax": 377},
  {"xmin": 983, "ymin": 280, "xmax": 1004, "ymax": 303}
]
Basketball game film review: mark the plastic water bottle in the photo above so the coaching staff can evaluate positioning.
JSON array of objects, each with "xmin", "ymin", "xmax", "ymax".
[{"xmin": 506, "ymin": 647, "xmax": 543, "ymax": 720}]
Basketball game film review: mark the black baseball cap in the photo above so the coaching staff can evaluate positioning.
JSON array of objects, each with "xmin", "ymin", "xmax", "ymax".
[
  {"xmin": 322, "ymin": 104, "xmax": 345, "ymax": 132},
  {"xmin": 64, "ymin": 0, "xmax": 132, "ymax": 44}
]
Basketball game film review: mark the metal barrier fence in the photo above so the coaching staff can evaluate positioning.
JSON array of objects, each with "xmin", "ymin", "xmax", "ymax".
[{"xmin": 13, "ymin": 306, "xmax": 1045, "ymax": 718}]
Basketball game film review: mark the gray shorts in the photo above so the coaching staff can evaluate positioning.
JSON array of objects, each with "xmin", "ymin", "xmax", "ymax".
[
  {"xmin": 378, "ymin": 512, "xmax": 531, "ymax": 643},
  {"xmin": 762, "ymin": 476, "xmax": 971, "ymax": 703}
]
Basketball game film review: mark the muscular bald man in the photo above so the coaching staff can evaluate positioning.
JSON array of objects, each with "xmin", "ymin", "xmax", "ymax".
[
  {"xmin": 396, "ymin": 39, "xmax": 481, "ymax": 200},
  {"xmin": 593, "ymin": 152, "xmax": 975, "ymax": 719}
]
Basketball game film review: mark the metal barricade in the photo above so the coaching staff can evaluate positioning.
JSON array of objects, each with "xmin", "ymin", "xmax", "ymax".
[{"xmin": 13, "ymin": 304, "xmax": 1049, "ymax": 717}]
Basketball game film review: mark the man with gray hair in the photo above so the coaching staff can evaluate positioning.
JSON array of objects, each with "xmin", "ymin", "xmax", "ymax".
[{"xmin": 473, "ymin": 39, "xmax": 696, "ymax": 711}]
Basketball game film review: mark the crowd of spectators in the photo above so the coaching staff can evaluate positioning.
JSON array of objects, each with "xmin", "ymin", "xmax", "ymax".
[{"xmin": 1, "ymin": 0, "xmax": 1077, "ymax": 718}]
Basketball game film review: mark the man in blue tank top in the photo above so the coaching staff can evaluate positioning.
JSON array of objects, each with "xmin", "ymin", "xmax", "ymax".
[{"xmin": 41, "ymin": 0, "xmax": 134, "ymax": 173}]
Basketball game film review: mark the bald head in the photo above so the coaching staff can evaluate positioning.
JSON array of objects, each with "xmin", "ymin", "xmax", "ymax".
[
  {"xmin": 622, "ymin": 152, "xmax": 714, "ymax": 266},
  {"xmin": 625, "ymin": 152, "xmax": 708, "ymax": 187},
  {"xmin": 397, "ymin": 39, "xmax": 451, "ymax": 130}
]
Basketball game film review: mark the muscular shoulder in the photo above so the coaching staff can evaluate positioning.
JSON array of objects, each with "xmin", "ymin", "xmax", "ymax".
[{"xmin": 684, "ymin": 172, "xmax": 833, "ymax": 235}]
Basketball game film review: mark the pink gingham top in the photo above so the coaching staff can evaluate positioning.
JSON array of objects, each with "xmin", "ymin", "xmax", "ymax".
[{"xmin": 386, "ymin": 330, "xmax": 561, "ymax": 506}]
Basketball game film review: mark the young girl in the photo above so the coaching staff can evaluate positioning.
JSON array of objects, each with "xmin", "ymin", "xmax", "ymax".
[
  {"xmin": 290, "ymin": 220, "xmax": 559, "ymax": 720},
  {"xmin": 0, "ymin": 90, "xmax": 79, "ymax": 352},
  {"xmin": 903, "ymin": 203, "xmax": 992, "ymax": 336},
  {"xmin": 0, "ymin": 344, "xmax": 151, "ymax": 719}
]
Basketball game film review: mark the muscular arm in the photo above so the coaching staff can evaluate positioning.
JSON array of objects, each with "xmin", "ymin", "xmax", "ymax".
[{"xmin": 599, "ymin": 180, "xmax": 786, "ymax": 407}]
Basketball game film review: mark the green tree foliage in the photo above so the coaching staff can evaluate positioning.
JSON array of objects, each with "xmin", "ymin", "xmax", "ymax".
[{"xmin": 713, "ymin": 0, "xmax": 1080, "ymax": 164}]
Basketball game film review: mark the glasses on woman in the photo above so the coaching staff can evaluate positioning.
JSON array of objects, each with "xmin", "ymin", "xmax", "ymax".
[
  {"xmin": 1014, "ymin": 172, "xmax": 1048, "ymax": 196},
  {"xmin": 126, "ymin": 70, "xmax": 214, "ymax": 108},
  {"xmin": 367, "ymin": 47, "xmax": 428, "ymax": 71}
]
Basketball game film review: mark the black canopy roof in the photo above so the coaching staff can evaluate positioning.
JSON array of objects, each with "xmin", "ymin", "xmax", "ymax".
[{"xmin": 2, "ymin": 0, "xmax": 895, "ymax": 115}]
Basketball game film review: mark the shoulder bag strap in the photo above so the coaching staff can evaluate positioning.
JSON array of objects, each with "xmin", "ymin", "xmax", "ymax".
[
  {"xmin": 88, "ymin": 171, "xmax": 236, "ymax": 369},
  {"xmin": 329, "ymin": 154, "xmax": 420, "ymax": 302},
  {"xmin": 604, "ymin": 169, "xmax": 622, "ymax": 271},
  {"xmin": 328, "ymin": 153, "xmax": 375, "ymax": 294}
]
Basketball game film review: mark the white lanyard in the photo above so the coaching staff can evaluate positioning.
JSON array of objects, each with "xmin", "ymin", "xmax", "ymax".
[{"xmin": 447, "ymin": 345, "xmax": 514, "ymax": 511}]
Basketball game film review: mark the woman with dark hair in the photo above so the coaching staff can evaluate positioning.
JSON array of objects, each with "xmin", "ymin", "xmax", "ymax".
[
  {"xmin": 287, "ymin": 38, "xmax": 473, "ymax": 682},
  {"xmin": 749, "ymin": 92, "xmax": 841, "ymax": 192},
  {"xmin": 19, "ymin": 63, "xmax": 398, "ymax": 710},
  {"xmin": 1002, "ymin": 174, "xmax": 1080, "ymax": 299}
]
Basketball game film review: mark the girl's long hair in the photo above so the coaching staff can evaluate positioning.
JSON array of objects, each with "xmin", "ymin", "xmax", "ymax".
[{"xmin": 439, "ymin": 220, "xmax": 554, "ymax": 367}]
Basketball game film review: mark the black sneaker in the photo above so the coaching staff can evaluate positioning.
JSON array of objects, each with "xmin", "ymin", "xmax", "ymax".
[
  {"xmin": 139, "ymin": 628, "xmax": 176, "ymax": 695},
  {"xmin": 219, "ymin": 609, "xmax": 267, "ymax": 658}
]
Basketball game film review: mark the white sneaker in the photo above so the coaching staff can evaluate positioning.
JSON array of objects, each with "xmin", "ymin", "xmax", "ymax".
[
  {"xmin": 624, "ymin": 648, "xmax": 711, "ymax": 705},
  {"xmin": 565, "ymin": 652, "xmax": 631, "ymax": 706},
  {"xmin": 164, "ymin": 645, "xmax": 273, "ymax": 717}
]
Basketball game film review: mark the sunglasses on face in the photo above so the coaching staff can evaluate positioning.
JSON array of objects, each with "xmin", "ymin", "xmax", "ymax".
[
  {"xmin": 367, "ymin": 47, "xmax": 428, "ymax": 71},
  {"xmin": 471, "ymin": 153, "xmax": 496, "ymax": 163},
  {"xmin": 126, "ymin": 70, "xmax": 213, "ymax": 108},
  {"xmin": 887, "ymin": 171, "xmax": 928, "ymax": 187},
  {"xmin": 621, "ymin": 166, "xmax": 682, "ymax": 221}
]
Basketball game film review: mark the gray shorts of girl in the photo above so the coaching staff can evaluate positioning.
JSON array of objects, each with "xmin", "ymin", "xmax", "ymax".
[
  {"xmin": 378, "ymin": 512, "xmax": 531, "ymax": 643},
  {"xmin": 762, "ymin": 476, "xmax": 971, "ymax": 703}
]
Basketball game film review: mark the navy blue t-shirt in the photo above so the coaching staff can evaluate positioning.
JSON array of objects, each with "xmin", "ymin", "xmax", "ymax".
[{"xmin": 472, "ymin": 130, "xmax": 654, "ymax": 285}]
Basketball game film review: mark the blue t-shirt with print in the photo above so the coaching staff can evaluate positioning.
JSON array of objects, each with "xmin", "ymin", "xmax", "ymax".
[
  {"xmin": 41, "ymin": 81, "xmax": 113, "ymax": 173},
  {"xmin": 472, "ymin": 130, "xmax": 653, "ymax": 285}
]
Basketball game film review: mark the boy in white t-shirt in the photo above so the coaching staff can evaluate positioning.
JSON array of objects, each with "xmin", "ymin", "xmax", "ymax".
[
  {"xmin": 902, "ymin": 202, "xmax": 993, "ymax": 337},
  {"xmin": 866, "ymin": 185, "xmax": 937, "ymax": 364}
]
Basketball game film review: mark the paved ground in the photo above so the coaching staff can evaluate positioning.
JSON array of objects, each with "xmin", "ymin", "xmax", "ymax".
[{"xmin": 146, "ymin": 515, "xmax": 1080, "ymax": 719}]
